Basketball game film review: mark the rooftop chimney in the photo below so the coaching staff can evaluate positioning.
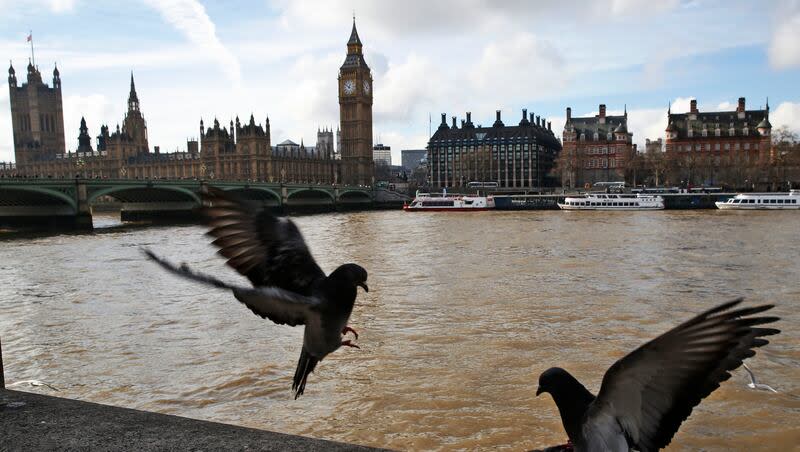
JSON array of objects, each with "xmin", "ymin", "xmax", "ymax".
[
  {"xmin": 737, "ymin": 97, "xmax": 745, "ymax": 113},
  {"xmin": 452, "ymin": 116, "xmax": 457, "ymax": 129},
  {"xmin": 530, "ymin": 112, "xmax": 535, "ymax": 123},
  {"xmin": 466, "ymin": 112, "xmax": 472, "ymax": 123},
  {"xmin": 493, "ymin": 110, "xmax": 504, "ymax": 127},
  {"xmin": 536, "ymin": 115, "xmax": 541, "ymax": 126},
  {"xmin": 441, "ymin": 113, "xmax": 447, "ymax": 125},
  {"xmin": 599, "ymin": 104, "xmax": 606, "ymax": 118},
  {"xmin": 566, "ymin": 107, "xmax": 572, "ymax": 121},
  {"xmin": 690, "ymin": 99, "xmax": 698, "ymax": 113},
  {"xmin": 522, "ymin": 108, "xmax": 527, "ymax": 120},
  {"xmin": 547, "ymin": 121, "xmax": 552, "ymax": 131}
]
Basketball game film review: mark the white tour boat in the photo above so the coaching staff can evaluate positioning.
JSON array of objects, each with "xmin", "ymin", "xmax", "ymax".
[
  {"xmin": 715, "ymin": 190, "xmax": 800, "ymax": 210},
  {"xmin": 403, "ymin": 191, "xmax": 494, "ymax": 212},
  {"xmin": 558, "ymin": 193, "xmax": 664, "ymax": 210}
]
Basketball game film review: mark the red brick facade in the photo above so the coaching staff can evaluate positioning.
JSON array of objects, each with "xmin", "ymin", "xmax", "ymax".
[
  {"xmin": 560, "ymin": 104, "xmax": 634, "ymax": 188},
  {"xmin": 664, "ymin": 97, "xmax": 772, "ymax": 187}
]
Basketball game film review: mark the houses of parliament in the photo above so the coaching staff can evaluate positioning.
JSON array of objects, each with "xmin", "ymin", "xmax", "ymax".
[{"xmin": 3, "ymin": 21, "xmax": 375, "ymax": 186}]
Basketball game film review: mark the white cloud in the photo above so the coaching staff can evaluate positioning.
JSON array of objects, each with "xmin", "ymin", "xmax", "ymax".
[
  {"xmin": 0, "ymin": 0, "xmax": 76, "ymax": 13},
  {"xmin": 471, "ymin": 32, "xmax": 567, "ymax": 103},
  {"xmin": 605, "ymin": 0, "xmax": 680, "ymax": 16},
  {"xmin": 374, "ymin": 53, "xmax": 442, "ymax": 123},
  {"xmin": 62, "ymin": 93, "xmax": 119, "ymax": 151},
  {"xmin": 48, "ymin": 0, "xmax": 76, "ymax": 13},
  {"xmin": 141, "ymin": 0, "xmax": 241, "ymax": 83},
  {"xmin": 274, "ymin": 0, "xmax": 684, "ymax": 38},
  {"xmin": 769, "ymin": 6, "xmax": 800, "ymax": 69},
  {"xmin": 667, "ymin": 96, "xmax": 695, "ymax": 113},
  {"xmin": 717, "ymin": 101, "xmax": 735, "ymax": 110},
  {"xmin": 771, "ymin": 101, "xmax": 800, "ymax": 134}
]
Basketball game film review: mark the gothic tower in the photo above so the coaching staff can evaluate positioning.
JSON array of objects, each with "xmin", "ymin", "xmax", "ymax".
[
  {"xmin": 76, "ymin": 116, "xmax": 93, "ymax": 153},
  {"xmin": 122, "ymin": 73, "xmax": 149, "ymax": 154},
  {"xmin": 338, "ymin": 19, "xmax": 373, "ymax": 186},
  {"xmin": 8, "ymin": 61, "xmax": 66, "ymax": 165}
]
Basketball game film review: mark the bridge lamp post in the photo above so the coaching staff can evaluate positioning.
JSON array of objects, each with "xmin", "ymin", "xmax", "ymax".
[{"xmin": 76, "ymin": 159, "xmax": 86, "ymax": 179}]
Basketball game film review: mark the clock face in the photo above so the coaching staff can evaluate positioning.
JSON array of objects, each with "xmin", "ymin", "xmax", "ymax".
[
  {"xmin": 363, "ymin": 80, "xmax": 370, "ymax": 94},
  {"xmin": 343, "ymin": 79, "xmax": 355, "ymax": 95}
]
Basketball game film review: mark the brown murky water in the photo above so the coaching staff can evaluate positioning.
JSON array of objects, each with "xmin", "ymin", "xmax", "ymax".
[{"xmin": 1, "ymin": 210, "xmax": 799, "ymax": 451}]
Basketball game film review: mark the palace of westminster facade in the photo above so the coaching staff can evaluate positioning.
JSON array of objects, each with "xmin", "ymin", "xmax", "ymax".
[{"xmin": 3, "ymin": 22, "xmax": 375, "ymax": 186}]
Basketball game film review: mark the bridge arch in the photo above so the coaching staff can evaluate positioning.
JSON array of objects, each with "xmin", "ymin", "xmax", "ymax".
[
  {"xmin": 286, "ymin": 188, "xmax": 336, "ymax": 205},
  {"xmin": 216, "ymin": 186, "xmax": 282, "ymax": 205},
  {"xmin": 0, "ymin": 186, "xmax": 77, "ymax": 211},
  {"xmin": 337, "ymin": 190, "xmax": 372, "ymax": 203},
  {"xmin": 87, "ymin": 185, "xmax": 201, "ymax": 205}
]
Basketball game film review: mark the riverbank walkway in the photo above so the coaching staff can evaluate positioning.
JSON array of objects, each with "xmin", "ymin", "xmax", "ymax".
[{"xmin": 0, "ymin": 388, "xmax": 385, "ymax": 451}]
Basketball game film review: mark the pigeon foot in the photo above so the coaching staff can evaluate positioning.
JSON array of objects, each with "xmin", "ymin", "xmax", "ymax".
[
  {"xmin": 341, "ymin": 339, "xmax": 360, "ymax": 349},
  {"xmin": 342, "ymin": 326, "xmax": 359, "ymax": 339}
]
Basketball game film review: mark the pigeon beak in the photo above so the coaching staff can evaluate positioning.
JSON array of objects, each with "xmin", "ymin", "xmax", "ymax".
[
  {"xmin": 358, "ymin": 282, "xmax": 369, "ymax": 293},
  {"xmin": 536, "ymin": 386, "xmax": 543, "ymax": 396}
]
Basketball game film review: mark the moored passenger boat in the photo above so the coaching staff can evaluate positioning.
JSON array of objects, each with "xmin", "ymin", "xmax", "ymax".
[
  {"xmin": 403, "ymin": 192, "xmax": 494, "ymax": 211},
  {"xmin": 558, "ymin": 193, "xmax": 664, "ymax": 210},
  {"xmin": 715, "ymin": 190, "xmax": 800, "ymax": 210}
]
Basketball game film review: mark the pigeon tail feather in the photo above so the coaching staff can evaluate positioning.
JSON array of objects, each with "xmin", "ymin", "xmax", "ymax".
[{"xmin": 292, "ymin": 349, "xmax": 319, "ymax": 399}]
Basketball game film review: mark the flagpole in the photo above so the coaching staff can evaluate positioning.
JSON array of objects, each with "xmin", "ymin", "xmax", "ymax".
[{"xmin": 29, "ymin": 30, "xmax": 35, "ymax": 66}]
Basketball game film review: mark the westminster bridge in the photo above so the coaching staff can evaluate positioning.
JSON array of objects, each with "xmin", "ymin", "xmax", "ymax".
[{"xmin": 0, "ymin": 178, "xmax": 409, "ymax": 229}]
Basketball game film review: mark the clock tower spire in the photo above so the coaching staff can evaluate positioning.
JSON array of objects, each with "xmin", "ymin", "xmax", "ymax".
[{"xmin": 338, "ymin": 18, "xmax": 373, "ymax": 186}]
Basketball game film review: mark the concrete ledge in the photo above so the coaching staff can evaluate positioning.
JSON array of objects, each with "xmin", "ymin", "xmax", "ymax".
[{"xmin": 0, "ymin": 389, "xmax": 386, "ymax": 451}]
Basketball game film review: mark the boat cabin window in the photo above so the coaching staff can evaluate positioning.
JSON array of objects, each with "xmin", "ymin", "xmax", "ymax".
[{"xmin": 421, "ymin": 200, "xmax": 455, "ymax": 207}]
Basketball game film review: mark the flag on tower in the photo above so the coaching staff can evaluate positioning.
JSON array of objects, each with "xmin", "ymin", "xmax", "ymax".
[{"xmin": 27, "ymin": 33, "xmax": 32, "ymax": 42}]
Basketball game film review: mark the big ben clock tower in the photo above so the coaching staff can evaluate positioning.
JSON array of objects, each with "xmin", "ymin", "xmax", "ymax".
[{"xmin": 338, "ymin": 19, "xmax": 373, "ymax": 186}]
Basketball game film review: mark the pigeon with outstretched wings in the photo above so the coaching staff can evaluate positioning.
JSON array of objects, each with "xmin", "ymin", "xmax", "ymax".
[
  {"xmin": 145, "ymin": 187, "xmax": 368, "ymax": 398},
  {"xmin": 536, "ymin": 298, "xmax": 780, "ymax": 452}
]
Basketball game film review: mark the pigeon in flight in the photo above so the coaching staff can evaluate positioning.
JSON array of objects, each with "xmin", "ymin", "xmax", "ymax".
[
  {"xmin": 145, "ymin": 187, "xmax": 368, "ymax": 399},
  {"xmin": 535, "ymin": 298, "xmax": 779, "ymax": 452}
]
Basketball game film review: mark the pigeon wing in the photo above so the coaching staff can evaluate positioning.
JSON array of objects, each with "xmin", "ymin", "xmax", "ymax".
[
  {"xmin": 232, "ymin": 287, "xmax": 321, "ymax": 326},
  {"xmin": 585, "ymin": 298, "xmax": 780, "ymax": 452},
  {"xmin": 201, "ymin": 187, "xmax": 326, "ymax": 294},
  {"xmin": 144, "ymin": 249, "xmax": 320, "ymax": 326}
]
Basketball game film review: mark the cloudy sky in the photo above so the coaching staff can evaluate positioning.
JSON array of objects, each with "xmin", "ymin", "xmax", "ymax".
[{"xmin": 1, "ymin": 0, "xmax": 800, "ymax": 164}]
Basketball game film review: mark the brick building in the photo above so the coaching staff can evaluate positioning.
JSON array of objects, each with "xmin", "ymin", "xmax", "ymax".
[
  {"xmin": 7, "ymin": 61, "xmax": 65, "ymax": 165},
  {"xmin": 427, "ymin": 109, "xmax": 561, "ymax": 189},
  {"xmin": 664, "ymin": 97, "xmax": 772, "ymax": 187},
  {"xmin": 560, "ymin": 104, "xmax": 634, "ymax": 188}
]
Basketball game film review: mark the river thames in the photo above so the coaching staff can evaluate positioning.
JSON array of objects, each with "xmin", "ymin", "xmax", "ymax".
[{"xmin": 1, "ymin": 210, "xmax": 798, "ymax": 451}]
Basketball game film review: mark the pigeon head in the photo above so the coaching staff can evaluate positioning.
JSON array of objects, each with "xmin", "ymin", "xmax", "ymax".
[
  {"xmin": 330, "ymin": 263, "xmax": 369, "ymax": 293},
  {"xmin": 537, "ymin": 367, "xmax": 596, "ymax": 442},
  {"xmin": 536, "ymin": 367, "xmax": 577, "ymax": 397}
]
